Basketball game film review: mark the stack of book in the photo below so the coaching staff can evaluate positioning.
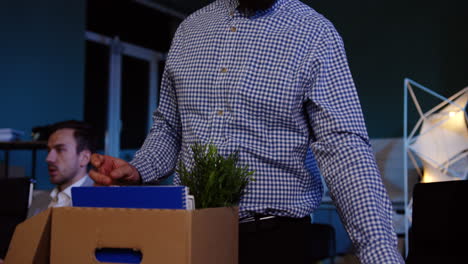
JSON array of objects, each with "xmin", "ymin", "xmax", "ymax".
[{"xmin": 0, "ymin": 128, "xmax": 24, "ymax": 142}]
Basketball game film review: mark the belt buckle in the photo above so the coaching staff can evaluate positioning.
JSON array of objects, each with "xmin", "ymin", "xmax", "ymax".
[{"xmin": 240, "ymin": 215, "xmax": 276, "ymax": 223}]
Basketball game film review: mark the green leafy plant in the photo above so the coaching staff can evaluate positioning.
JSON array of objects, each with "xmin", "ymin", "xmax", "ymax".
[{"xmin": 177, "ymin": 142, "xmax": 254, "ymax": 209}]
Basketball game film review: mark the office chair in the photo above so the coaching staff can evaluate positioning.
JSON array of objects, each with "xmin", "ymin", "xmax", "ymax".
[
  {"xmin": 0, "ymin": 177, "xmax": 33, "ymax": 259},
  {"xmin": 309, "ymin": 223, "xmax": 336, "ymax": 263}
]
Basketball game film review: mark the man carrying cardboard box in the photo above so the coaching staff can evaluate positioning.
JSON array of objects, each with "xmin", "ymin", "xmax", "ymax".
[
  {"xmin": 89, "ymin": 0, "xmax": 404, "ymax": 263},
  {"xmin": 28, "ymin": 120, "xmax": 96, "ymax": 217}
]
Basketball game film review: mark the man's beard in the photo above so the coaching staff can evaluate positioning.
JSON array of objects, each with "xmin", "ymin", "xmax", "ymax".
[{"xmin": 238, "ymin": 0, "xmax": 277, "ymax": 15}]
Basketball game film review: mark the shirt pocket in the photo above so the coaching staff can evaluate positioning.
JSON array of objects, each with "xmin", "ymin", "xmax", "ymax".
[
  {"xmin": 228, "ymin": 59, "xmax": 300, "ymax": 161},
  {"xmin": 234, "ymin": 59, "xmax": 296, "ymax": 122}
]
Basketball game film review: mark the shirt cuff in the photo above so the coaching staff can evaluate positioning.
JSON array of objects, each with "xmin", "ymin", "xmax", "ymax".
[
  {"xmin": 358, "ymin": 241, "xmax": 405, "ymax": 264},
  {"xmin": 130, "ymin": 156, "xmax": 155, "ymax": 183}
]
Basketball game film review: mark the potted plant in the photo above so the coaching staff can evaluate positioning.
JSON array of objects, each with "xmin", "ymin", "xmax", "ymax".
[{"xmin": 177, "ymin": 143, "xmax": 254, "ymax": 209}]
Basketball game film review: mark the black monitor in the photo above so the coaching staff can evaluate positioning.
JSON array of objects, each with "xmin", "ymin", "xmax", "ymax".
[
  {"xmin": 0, "ymin": 177, "xmax": 32, "ymax": 259},
  {"xmin": 407, "ymin": 180, "xmax": 468, "ymax": 263}
]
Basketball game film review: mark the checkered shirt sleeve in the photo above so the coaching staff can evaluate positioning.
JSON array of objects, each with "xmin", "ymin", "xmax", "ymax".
[{"xmin": 304, "ymin": 21, "xmax": 403, "ymax": 263}]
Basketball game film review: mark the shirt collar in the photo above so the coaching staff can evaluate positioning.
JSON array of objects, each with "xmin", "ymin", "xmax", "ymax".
[
  {"xmin": 50, "ymin": 174, "xmax": 89, "ymax": 201},
  {"xmin": 222, "ymin": 0, "xmax": 239, "ymax": 11},
  {"xmin": 220, "ymin": 0, "xmax": 287, "ymax": 18}
]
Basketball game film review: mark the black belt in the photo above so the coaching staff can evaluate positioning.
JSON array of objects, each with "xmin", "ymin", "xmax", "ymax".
[{"xmin": 240, "ymin": 214, "xmax": 311, "ymax": 232}]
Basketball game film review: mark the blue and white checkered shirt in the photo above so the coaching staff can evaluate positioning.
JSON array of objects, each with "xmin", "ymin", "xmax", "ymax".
[{"xmin": 131, "ymin": 0, "xmax": 403, "ymax": 262}]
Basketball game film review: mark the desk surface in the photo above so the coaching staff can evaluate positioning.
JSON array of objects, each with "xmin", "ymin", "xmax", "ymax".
[{"xmin": 0, "ymin": 141, "xmax": 47, "ymax": 150}]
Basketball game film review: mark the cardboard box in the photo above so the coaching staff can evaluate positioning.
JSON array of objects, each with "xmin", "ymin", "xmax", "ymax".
[{"xmin": 5, "ymin": 206, "xmax": 238, "ymax": 264}]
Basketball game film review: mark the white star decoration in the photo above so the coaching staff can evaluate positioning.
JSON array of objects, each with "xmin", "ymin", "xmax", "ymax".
[{"xmin": 406, "ymin": 80, "xmax": 468, "ymax": 182}]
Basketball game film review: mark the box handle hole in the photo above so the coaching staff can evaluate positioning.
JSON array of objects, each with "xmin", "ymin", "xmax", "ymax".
[{"xmin": 95, "ymin": 248, "xmax": 142, "ymax": 263}]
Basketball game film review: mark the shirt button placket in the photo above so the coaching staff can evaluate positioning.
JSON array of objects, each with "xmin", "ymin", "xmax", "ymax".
[{"xmin": 212, "ymin": 11, "xmax": 237, "ymax": 143}]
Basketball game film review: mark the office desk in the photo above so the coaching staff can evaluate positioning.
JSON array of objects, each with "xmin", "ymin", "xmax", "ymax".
[{"xmin": 0, "ymin": 141, "xmax": 47, "ymax": 179}]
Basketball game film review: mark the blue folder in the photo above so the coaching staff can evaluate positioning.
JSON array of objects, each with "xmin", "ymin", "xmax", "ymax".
[{"xmin": 71, "ymin": 185, "xmax": 190, "ymax": 209}]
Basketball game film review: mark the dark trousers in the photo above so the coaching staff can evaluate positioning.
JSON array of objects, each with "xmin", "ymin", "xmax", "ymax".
[{"xmin": 239, "ymin": 215, "xmax": 315, "ymax": 264}]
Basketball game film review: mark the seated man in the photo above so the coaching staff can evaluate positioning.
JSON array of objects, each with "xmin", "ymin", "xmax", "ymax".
[{"xmin": 28, "ymin": 120, "xmax": 96, "ymax": 217}]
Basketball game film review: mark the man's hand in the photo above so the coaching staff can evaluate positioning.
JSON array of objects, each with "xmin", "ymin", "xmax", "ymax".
[{"xmin": 89, "ymin": 154, "xmax": 141, "ymax": 186}]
